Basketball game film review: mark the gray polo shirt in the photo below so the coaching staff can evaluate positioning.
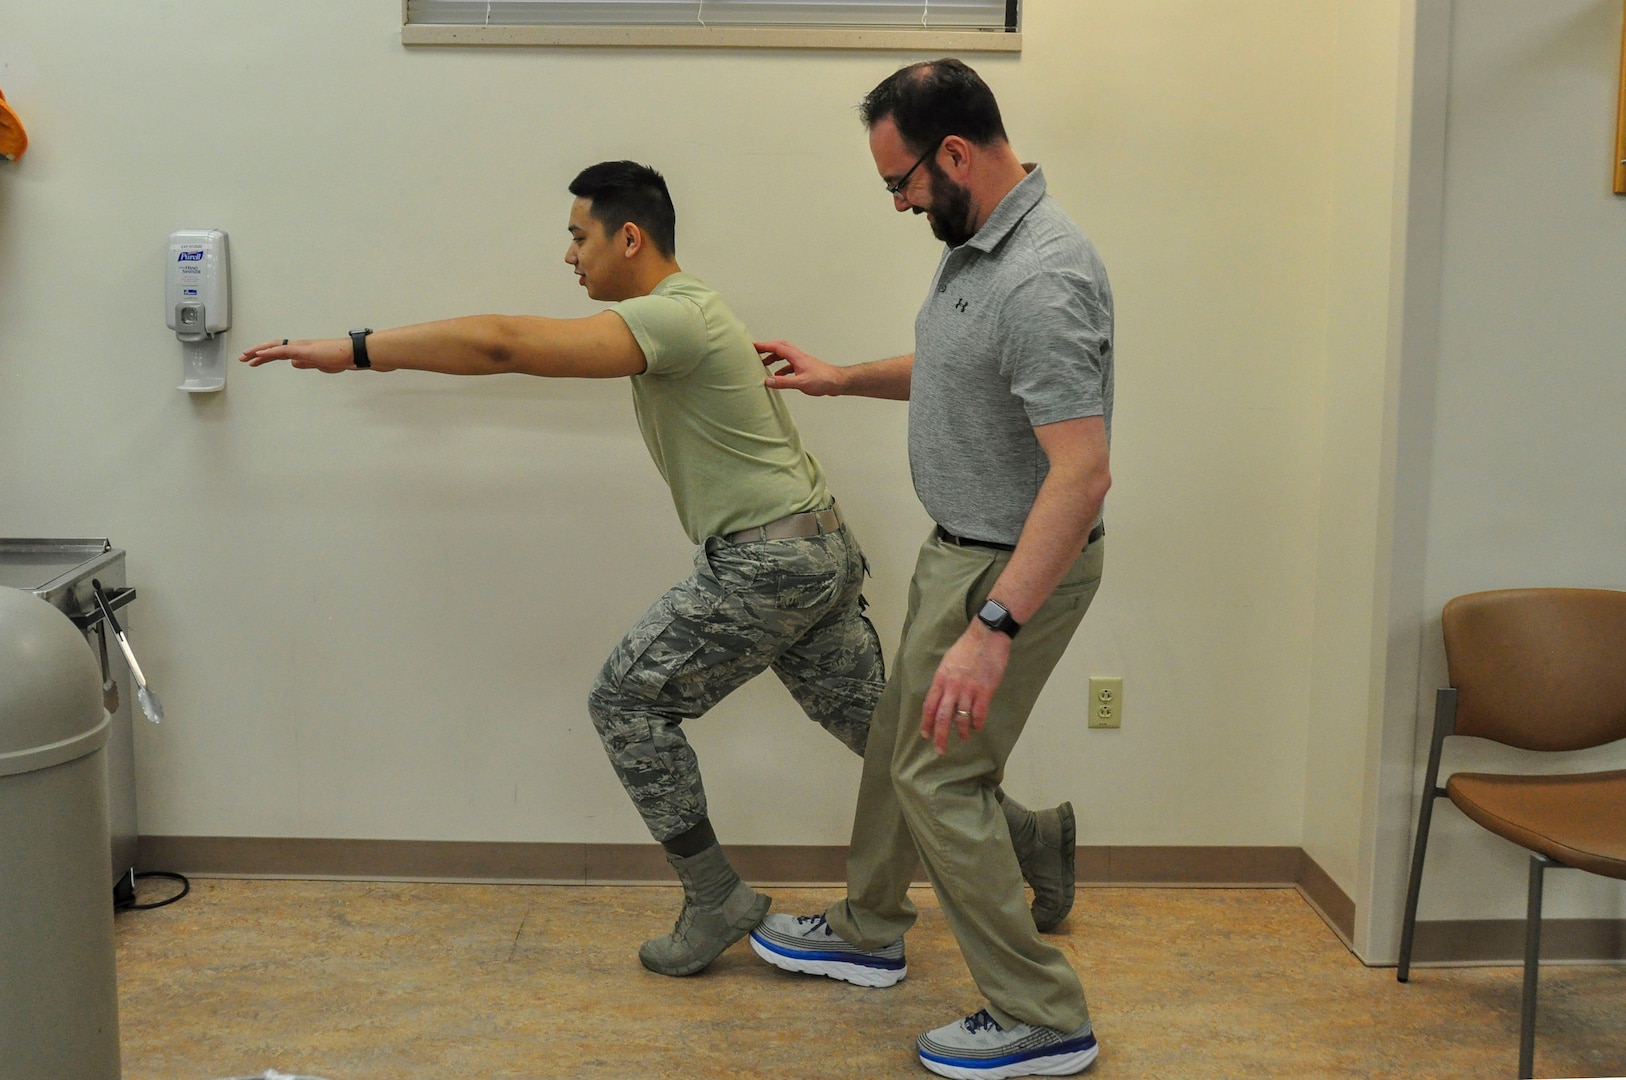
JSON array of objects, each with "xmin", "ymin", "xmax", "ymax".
[{"xmin": 909, "ymin": 165, "xmax": 1113, "ymax": 546}]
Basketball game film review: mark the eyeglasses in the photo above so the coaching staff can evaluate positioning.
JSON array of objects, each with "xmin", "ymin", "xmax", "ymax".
[{"xmin": 885, "ymin": 135, "xmax": 947, "ymax": 197}]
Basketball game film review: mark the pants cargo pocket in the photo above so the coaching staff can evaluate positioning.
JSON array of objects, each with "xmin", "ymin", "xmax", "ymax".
[{"xmin": 597, "ymin": 613, "xmax": 707, "ymax": 705}]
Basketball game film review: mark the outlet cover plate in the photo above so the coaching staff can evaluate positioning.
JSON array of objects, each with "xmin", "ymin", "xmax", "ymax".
[{"xmin": 1089, "ymin": 676, "xmax": 1122, "ymax": 729}]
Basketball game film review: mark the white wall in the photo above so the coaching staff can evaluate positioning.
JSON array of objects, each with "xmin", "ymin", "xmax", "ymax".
[
  {"xmin": 1402, "ymin": 0, "xmax": 1626, "ymax": 924},
  {"xmin": 0, "ymin": 2, "xmax": 1391, "ymax": 867}
]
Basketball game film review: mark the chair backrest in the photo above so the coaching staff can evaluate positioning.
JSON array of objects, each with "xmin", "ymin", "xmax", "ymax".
[{"xmin": 1442, "ymin": 588, "xmax": 1626, "ymax": 752}]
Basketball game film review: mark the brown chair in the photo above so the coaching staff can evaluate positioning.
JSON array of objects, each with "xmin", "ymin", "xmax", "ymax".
[{"xmin": 1397, "ymin": 588, "xmax": 1626, "ymax": 1078}]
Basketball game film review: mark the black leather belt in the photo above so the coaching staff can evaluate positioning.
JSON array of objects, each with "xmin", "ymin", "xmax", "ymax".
[{"xmin": 935, "ymin": 522, "xmax": 1105, "ymax": 552}]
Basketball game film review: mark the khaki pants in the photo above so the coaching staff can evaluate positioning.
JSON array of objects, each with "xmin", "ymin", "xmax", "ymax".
[{"xmin": 827, "ymin": 530, "xmax": 1104, "ymax": 1032}]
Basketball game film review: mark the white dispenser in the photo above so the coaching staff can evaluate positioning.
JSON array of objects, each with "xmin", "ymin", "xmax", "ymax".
[{"xmin": 165, "ymin": 229, "xmax": 230, "ymax": 392}]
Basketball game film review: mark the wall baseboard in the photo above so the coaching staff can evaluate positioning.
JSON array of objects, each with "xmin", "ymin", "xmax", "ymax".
[
  {"xmin": 136, "ymin": 836, "xmax": 1312, "ymax": 890},
  {"xmin": 142, "ymin": 836, "xmax": 1626, "ymax": 966},
  {"xmin": 1297, "ymin": 850, "xmax": 1357, "ymax": 946},
  {"xmin": 1403, "ymin": 918, "xmax": 1626, "ymax": 966}
]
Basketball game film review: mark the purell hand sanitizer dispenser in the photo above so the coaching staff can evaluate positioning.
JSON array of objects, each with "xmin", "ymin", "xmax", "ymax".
[{"xmin": 166, "ymin": 230, "xmax": 230, "ymax": 392}]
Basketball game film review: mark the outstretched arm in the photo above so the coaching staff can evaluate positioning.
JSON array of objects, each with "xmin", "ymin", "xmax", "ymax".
[
  {"xmin": 756, "ymin": 339, "xmax": 913, "ymax": 400},
  {"xmin": 239, "ymin": 311, "xmax": 646, "ymax": 379}
]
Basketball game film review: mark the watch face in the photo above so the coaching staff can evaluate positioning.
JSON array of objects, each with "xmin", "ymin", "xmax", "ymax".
[{"xmin": 977, "ymin": 599, "xmax": 1021, "ymax": 637}]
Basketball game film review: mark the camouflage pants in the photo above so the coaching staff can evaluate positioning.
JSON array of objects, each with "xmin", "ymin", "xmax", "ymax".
[{"xmin": 587, "ymin": 523, "xmax": 885, "ymax": 842}]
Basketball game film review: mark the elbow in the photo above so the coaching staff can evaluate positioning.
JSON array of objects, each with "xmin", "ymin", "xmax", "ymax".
[
  {"xmin": 1080, "ymin": 472, "xmax": 1111, "ymax": 527},
  {"xmin": 478, "ymin": 317, "xmax": 543, "ymax": 370},
  {"xmin": 1088, "ymin": 466, "xmax": 1112, "ymax": 509},
  {"xmin": 483, "ymin": 316, "xmax": 528, "ymax": 368},
  {"xmin": 1067, "ymin": 460, "xmax": 1109, "ymax": 515}
]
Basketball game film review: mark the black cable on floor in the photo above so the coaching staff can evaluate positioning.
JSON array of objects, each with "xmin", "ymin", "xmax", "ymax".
[{"xmin": 116, "ymin": 870, "xmax": 190, "ymax": 911}]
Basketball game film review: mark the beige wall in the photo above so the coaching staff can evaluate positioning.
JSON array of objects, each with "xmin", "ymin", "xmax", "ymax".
[
  {"xmin": 1299, "ymin": 0, "xmax": 1415, "ymax": 944},
  {"xmin": 0, "ymin": 2, "xmax": 1400, "ymax": 885}
]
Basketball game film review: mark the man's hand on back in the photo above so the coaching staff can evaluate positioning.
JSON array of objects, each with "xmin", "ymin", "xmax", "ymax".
[{"xmin": 757, "ymin": 340, "xmax": 847, "ymax": 396}]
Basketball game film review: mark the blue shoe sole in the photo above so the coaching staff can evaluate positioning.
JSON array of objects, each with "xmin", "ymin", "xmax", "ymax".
[
  {"xmin": 748, "ymin": 930, "xmax": 906, "ymax": 988},
  {"xmin": 919, "ymin": 1034, "xmax": 1098, "ymax": 1078}
]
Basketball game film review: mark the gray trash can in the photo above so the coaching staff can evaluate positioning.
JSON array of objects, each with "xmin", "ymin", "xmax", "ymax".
[{"xmin": 0, "ymin": 586, "xmax": 122, "ymax": 1080}]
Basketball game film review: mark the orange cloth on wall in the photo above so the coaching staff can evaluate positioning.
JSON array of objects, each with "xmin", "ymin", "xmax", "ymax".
[{"xmin": 0, "ymin": 89, "xmax": 28, "ymax": 162}]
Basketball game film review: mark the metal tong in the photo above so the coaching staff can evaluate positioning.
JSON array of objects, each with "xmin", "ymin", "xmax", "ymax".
[{"xmin": 91, "ymin": 580, "xmax": 164, "ymax": 724}]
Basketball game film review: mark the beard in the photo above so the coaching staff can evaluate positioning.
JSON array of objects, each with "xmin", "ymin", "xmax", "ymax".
[{"xmin": 922, "ymin": 166, "xmax": 977, "ymax": 248}]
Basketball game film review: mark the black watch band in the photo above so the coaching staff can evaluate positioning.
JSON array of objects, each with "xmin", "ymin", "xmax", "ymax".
[
  {"xmin": 977, "ymin": 599, "xmax": 1022, "ymax": 639},
  {"xmin": 349, "ymin": 327, "xmax": 373, "ymax": 369}
]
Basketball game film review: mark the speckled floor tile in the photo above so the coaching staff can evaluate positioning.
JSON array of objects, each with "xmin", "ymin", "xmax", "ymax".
[{"xmin": 114, "ymin": 881, "xmax": 1626, "ymax": 1079}]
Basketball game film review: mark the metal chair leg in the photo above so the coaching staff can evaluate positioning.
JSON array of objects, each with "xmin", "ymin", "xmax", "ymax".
[
  {"xmin": 1399, "ymin": 688, "xmax": 1457, "ymax": 982},
  {"xmin": 1398, "ymin": 787, "xmax": 1435, "ymax": 982},
  {"xmin": 1519, "ymin": 855, "xmax": 1548, "ymax": 1080}
]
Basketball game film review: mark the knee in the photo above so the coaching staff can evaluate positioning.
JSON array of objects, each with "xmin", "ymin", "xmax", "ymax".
[
  {"xmin": 589, "ymin": 695, "xmax": 660, "ymax": 768},
  {"xmin": 839, "ymin": 719, "xmax": 870, "ymax": 757},
  {"xmin": 818, "ymin": 696, "xmax": 872, "ymax": 757},
  {"xmin": 587, "ymin": 671, "xmax": 628, "ymax": 737},
  {"xmin": 887, "ymin": 743, "xmax": 969, "ymax": 813},
  {"xmin": 888, "ymin": 760, "xmax": 928, "ymax": 808}
]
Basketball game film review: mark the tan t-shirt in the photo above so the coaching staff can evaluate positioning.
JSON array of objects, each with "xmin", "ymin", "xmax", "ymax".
[{"xmin": 612, "ymin": 273, "xmax": 828, "ymax": 543}]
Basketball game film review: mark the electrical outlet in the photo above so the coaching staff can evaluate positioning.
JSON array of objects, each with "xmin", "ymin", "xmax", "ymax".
[{"xmin": 1088, "ymin": 676, "xmax": 1122, "ymax": 729}]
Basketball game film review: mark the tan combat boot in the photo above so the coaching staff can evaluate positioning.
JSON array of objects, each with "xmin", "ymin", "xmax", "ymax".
[
  {"xmin": 639, "ymin": 845, "xmax": 772, "ymax": 976},
  {"xmin": 1003, "ymin": 797, "xmax": 1077, "ymax": 932}
]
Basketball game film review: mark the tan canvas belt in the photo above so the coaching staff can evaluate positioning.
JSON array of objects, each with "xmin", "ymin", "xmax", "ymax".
[{"xmin": 726, "ymin": 502, "xmax": 843, "ymax": 544}]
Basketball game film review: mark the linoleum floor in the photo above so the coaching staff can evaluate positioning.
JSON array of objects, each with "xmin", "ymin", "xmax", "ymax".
[{"xmin": 114, "ymin": 879, "xmax": 1626, "ymax": 1079}]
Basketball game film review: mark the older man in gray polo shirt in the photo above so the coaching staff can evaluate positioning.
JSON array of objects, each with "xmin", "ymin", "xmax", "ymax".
[{"xmin": 750, "ymin": 60, "xmax": 1114, "ymax": 1079}]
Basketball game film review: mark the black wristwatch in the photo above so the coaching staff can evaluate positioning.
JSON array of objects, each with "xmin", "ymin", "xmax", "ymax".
[
  {"xmin": 977, "ymin": 599, "xmax": 1022, "ymax": 639},
  {"xmin": 349, "ymin": 327, "xmax": 373, "ymax": 369}
]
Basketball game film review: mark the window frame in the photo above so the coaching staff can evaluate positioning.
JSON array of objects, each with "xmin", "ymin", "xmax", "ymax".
[{"xmin": 400, "ymin": 0, "xmax": 1022, "ymax": 51}]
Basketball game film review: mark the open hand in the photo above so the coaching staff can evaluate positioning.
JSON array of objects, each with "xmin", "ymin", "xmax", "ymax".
[
  {"xmin": 920, "ymin": 622, "xmax": 1012, "ymax": 754},
  {"xmin": 239, "ymin": 338, "xmax": 353, "ymax": 373}
]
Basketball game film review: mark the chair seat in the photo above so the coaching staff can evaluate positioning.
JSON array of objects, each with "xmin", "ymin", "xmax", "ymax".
[{"xmin": 1447, "ymin": 768, "xmax": 1626, "ymax": 879}]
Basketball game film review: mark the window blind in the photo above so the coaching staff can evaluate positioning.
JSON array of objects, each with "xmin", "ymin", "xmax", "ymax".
[{"xmin": 405, "ymin": 1, "xmax": 1017, "ymax": 32}]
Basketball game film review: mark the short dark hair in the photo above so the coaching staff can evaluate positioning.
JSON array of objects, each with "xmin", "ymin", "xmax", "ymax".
[
  {"xmin": 858, "ymin": 58, "xmax": 1008, "ymax": 155},
  {"xmin": 567, "ymin": 161, "xmax": 677, "ymax": 257}
]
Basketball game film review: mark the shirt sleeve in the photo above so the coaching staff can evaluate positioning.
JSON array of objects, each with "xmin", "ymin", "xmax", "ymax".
[
  {"xmin": 997, "ymin": 268, "xmax": 1113, "ymax": 428},
  {"xmin": 611, "ymin": 293, "xmax": 709, "ymax": 378}
]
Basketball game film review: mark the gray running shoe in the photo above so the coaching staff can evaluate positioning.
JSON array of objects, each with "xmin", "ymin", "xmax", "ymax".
[
  {"xmin": 749, "ymin": 913, "xmax": 906, "ymax": 987},
  {"xmin": 917, "ymin": 1009, "xmax": 1099, "ymax": 1079}
]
